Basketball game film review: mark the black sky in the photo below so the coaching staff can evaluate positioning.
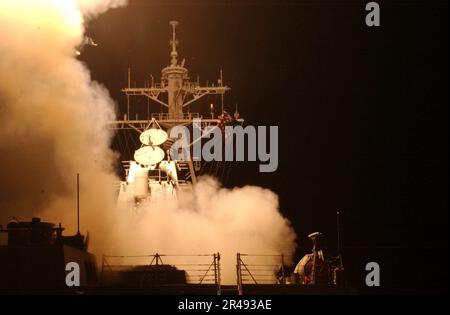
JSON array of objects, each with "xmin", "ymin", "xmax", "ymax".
[{"xmin": 81, "ymin": 0, "xmax": 449, "ymax": 293}]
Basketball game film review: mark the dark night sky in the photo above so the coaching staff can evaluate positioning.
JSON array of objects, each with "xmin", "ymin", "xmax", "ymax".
[{"xmin": 81, "ymin": 0, "xmax": 448, "ymax": 293}]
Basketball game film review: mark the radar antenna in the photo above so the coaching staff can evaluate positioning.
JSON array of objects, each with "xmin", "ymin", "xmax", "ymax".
[{"xmin": 169, "ymin": 20, "xmax": 179, "ymax": 66}]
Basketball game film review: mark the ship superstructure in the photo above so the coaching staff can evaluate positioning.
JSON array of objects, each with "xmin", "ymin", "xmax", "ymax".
[{"xmin": 111, "ymin": 21, "xmax": 243, "ymax": 208}]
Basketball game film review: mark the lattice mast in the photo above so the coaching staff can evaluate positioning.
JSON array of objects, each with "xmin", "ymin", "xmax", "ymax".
[{"xmin": 121, "ymin": 21, "xmax": 230, "ymax": 123}]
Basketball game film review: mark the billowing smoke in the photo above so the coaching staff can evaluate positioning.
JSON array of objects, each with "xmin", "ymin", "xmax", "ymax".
[
  {"xmin": 77, "ymin": 0, "xmax": 128, "ymax": 18},
  {"xmin": 113, "ymin": 177, "xmax": 297, "ymax": 284},
  {"xmin": 0, "ymin": 0, "xmax": 127, "ymax": 254},
  {"xmin": 0, "ymin": 0, "xmax": 297, "ymax": 284}
]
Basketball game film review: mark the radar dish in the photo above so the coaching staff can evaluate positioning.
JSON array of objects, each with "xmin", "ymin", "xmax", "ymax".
[
  {"xmin": 139, "ymin": 129, "xmax": 168, "ymax": 146},
  {"xmin": 134, "ymin": 146, "xmax": 165, "ymax": 165}
]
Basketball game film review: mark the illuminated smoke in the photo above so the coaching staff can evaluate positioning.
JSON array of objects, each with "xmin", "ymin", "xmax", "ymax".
[
  {"xmin": 77, "ymin": 0, "xmax": 128, "ymax": 18},
  {"xmin": 114, "ymin": 177, "xmax": 297, "ymax": 284},
  {"xmin": 0, "ymin": 0, "xmax": 127, "ymax": 254}
]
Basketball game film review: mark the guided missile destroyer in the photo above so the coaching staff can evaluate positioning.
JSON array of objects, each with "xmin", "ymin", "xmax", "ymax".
[{"xmin": 0, "ymin": 21, "xmax": 347, "ymax": 295}]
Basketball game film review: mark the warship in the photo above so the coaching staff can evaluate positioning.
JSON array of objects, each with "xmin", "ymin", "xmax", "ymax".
[
  {"xmin": 97, "ymin": 21, "xmax": 346, "ymax": 294},
  {"xmin": 0, "ymin": 21, "xmax": 347, "ymax": 295}
]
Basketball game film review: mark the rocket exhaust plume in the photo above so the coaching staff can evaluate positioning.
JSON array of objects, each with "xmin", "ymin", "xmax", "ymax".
[
  {"xmin": 0, "ymin": 0, "xmax": 127, "ymax": 254},
  {"xmin": 0, "ymin": 0, "xmax": 297, "ymax": 283}
]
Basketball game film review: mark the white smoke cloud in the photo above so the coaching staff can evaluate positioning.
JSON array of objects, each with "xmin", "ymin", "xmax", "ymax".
[
  {"xmin": 77, "ymin": 0, "xmax": 128, "ymax": 19},
  {"xmin": 0, "ymin": 0, "xmax": 126, "ymax": 254},
  {"xmin": 113, "ymin": 177, "xmax": 297, "ymax": 284}
]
